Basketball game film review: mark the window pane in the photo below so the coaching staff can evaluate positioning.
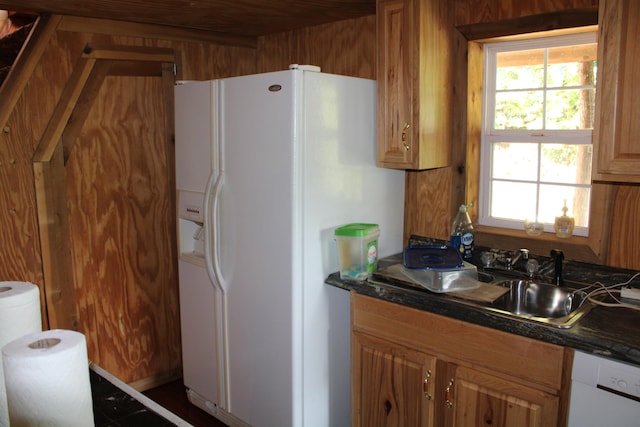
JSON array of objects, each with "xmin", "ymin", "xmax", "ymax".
[
  {"xmin": 546, "ymin": 89, "xmax": 596, "ymax": 130},
  {"xmin": 490, "ymin": 181, "xmax": 537, "ymax": 220},
  {"xmin": 538, "ymin": 185, "xmax": 591, "ymax": 227},
  {"xmin": 546, "ymin": 44, "xmax": 597, "ymax": 88},
  {"xmin": 480, "ymin": 33, "xmax": 596, "ymax": 237},
  {"xmin": 495, "ymin": 91, "xmax": 543, "ymax": 130},
  {"xmin": 492, "ymin": 142, "xmax": 539, "ymax": 181},
  {"xmin": 540, "ymin": 143, "xmax": 592, "ymax": 184},
  {"xmin": 496, "ymin": 49, "xmax": 544, "ymax": 90}
]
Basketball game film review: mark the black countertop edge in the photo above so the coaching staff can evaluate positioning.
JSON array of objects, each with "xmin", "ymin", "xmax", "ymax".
[
  {"xmin": 326, "ymin": 255, "xmax": 640, "ymax": 367},
  {"xmin": 90, "ymin": 363, "xmax": 191, "ymax": 427}
]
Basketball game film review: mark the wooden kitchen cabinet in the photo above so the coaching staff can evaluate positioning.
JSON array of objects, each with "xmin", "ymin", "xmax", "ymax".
[
  {"xmin": 376, "ymin": 0, "xmax": 452, "ymax": 170},
  {"xmin": 351, "ymin": 293, "xmax": 569, "ymax": 427},
  {"xmin": 353, "ymin": 332, "xmax": 436, "ymax": 426},
  {"xmin": 450, "ymin": 366, "xmax": 558, "ymax": 426},
  {"xmin": 593, "ymin": 0, "xmax": 640, "ymax": 182}
]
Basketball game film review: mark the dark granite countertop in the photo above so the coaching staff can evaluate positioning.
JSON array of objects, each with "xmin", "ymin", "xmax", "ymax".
[{"xmin": 326, "ymin": 237, "xmax": 640, "ymax": 367}]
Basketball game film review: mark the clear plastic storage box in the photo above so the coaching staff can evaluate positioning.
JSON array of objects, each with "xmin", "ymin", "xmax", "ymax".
[{"xmin": 335, "ymin": 223, "xmax": 380, "ymax": 280}]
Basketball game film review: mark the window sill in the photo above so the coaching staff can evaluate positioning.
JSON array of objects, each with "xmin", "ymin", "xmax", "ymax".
[{"xmin": 473, "ymin": 225, "xmax": 604, "ymax": 264}]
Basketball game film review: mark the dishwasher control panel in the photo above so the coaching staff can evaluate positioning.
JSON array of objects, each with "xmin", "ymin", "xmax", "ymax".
[
  {"xmin": 597, "ymin": 362, "xmax": 640, "ymax": 401},
  {"xmin": 573, "ymin": 350, "xmax": 640, "ymax": 402}
]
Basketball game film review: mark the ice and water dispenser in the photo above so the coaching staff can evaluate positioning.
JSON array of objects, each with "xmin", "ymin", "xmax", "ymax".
[{"xmin": 178, "ymin": 191, "xmax": 206, "ymax": 267}]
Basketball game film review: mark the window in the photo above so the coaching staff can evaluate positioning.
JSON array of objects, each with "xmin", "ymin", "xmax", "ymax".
[{"xmin": 479, "ymin": 32, "xmax": 597, "ymax": 237}]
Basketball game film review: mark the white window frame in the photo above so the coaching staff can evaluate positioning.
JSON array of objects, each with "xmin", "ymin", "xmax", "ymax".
[{"xmin": 478, "ymin": 31, "xmax": 597, "ymax": 238}]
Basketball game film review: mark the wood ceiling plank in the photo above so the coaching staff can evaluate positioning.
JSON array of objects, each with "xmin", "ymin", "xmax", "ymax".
[{"xmin": 0, "ymin": 0, "xmax": 375, "ymax": 37}]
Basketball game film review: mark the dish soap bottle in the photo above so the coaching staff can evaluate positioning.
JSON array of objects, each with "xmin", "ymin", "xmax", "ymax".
[
  {"xmin": 554, "ymin": 199, "xmax": 575, "ymax": 238},
  {"xmin": 451, "ymin": 204, "xmax": 474, "ymax": 259}
]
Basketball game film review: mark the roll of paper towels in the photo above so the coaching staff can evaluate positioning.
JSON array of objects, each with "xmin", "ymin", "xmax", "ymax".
[
  {"xmin": 2, "ymin": 329, "xmax": 94, "ymax": 427},
  {"xmin": 0, "ymin": 281, "xmax": 42, "ymax": 427}
]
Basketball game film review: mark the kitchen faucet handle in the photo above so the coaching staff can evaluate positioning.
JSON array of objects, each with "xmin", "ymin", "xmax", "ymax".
[{"xmin": 526, "ymin": 259, "xmax": 539, "ymax": 278}]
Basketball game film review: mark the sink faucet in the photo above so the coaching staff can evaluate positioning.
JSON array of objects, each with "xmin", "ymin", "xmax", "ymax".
[
  {"xmin": 550, "ymin": 249, "xmax": 564, "ymax": 286},
  {"xmin": 506, "ymin": 249, "xmax": 529, "ymax": 270}
]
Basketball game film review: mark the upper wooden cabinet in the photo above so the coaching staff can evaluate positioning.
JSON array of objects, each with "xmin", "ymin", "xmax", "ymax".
[
  {"xmin": 376, "ymin": 0, "xmax": 453, "ymax": 170},
  {"xmin": 593, "ymin": 0, "xmax": 640, "ymax": 182}
]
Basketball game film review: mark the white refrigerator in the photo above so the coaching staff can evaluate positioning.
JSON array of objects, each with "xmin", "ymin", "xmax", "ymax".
[{"xmin": 174, "ymin": 65, "xmax": 405, "ymax": 427}]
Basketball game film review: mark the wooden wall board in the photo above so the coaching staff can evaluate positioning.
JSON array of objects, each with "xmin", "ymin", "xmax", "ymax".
[
  {"xmin": 607, "ymin": 185, "xmax": 640, "ymax": 268},
  {"xmin": 257, "ymin": 15, "xmax": 376, "ymax": 78},
  {"xmin": 403, "ymin": 168, "xmax": 452, "ymax": 243},
  {"xmin": 65, "ymin": 73, "xmax": 181, "ymax": 384},
  {"xmin": 0, "ymin": 18, "xmax": 257, "ymax": 387}
]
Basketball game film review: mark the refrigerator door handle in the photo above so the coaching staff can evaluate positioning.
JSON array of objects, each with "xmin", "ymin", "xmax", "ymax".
[
  {"xmin": 203, "ymin": 170, "xmax": 227, "ymax": 294},
  {"xmin": 203, "ymin": 168, "xmax": 231, "ymax": 411}
]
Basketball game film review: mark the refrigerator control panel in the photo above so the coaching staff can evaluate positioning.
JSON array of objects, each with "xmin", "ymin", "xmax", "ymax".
[{"xmin": 179, "ymin": 191, "xmax": 204, "ymax": 223}]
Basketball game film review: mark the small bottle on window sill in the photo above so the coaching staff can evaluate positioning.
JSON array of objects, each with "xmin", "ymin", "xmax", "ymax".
[{"xmin": 554, "ymin": 200, "xmax": 575, "ymax": 238}]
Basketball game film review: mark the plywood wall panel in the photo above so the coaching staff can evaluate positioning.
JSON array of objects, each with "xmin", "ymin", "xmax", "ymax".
[
  {"xmin": 258, "ymin": 15, "xmax": 376, "ymax": 78},
  {"xmin": 0, "ymin": 29, "xmax": 74, "ymax": 294},
  {"xmin": 65, "ymin": 75, "xmax": 180, "ymax": 383},
  {"xmin": 0, "ymin": 109, "xmax": 43, "ymax": 282},
  {"xmin": 0, "ymin": 18, "xmax": 257, "ymax": 386},
  {"xmin": 132, "ymin": 37, "xmax": 257, "ymax": 81},
  {"xmin": 607, "ymin": 185, "xmax": 640, "ymax": 269},
  {"xmin": 404, "ymin": 168, "xmax": 453, "ymax": 243}
]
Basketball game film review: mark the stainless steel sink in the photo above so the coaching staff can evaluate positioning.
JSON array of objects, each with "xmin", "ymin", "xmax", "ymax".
[{"xmin": 483, "ymin": 279, "xmax": 593, "ymax": 328}]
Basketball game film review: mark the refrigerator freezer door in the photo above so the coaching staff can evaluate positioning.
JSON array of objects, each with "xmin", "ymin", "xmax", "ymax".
[
  {"xmin": 177, "ymin": 259, "xmax": 220, "ymax": 408},
  {"xmin": 175, "ymin": 81, "xmax": 214, "ymax": 193}
]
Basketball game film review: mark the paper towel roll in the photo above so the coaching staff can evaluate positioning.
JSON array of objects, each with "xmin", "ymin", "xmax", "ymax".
[
  {"xmin": 2, "ymin": 329, "xmax": 94, "ymax": 427},
  {"xmin": 0, "ymin": 281, "xmax": 42, "ymax": 427}
]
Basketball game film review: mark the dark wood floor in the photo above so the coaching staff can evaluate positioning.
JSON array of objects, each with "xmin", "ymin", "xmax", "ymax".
[{"xmin": 143, "ymin": 379, "xmax": 228, "ymax": 427}]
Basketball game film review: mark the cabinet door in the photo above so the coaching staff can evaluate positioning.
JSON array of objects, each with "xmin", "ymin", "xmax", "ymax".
[
  {"xmin": 352, "ymin": 331, "xmax": 436, "ymax": 427},
  {"xmin": 376, "ymin": 0, "xmax": 415, "ymax": 168},
  {"xmin": 376, "ymin": 0, "xmax": 452, "ymax": 170},
  {"xmin": 449, "ymin": 366, "xmax": 560, "ymax": 427},
  {"xmin": 594, "ymin": 0, "xmax": 640, "ymax": 182}
]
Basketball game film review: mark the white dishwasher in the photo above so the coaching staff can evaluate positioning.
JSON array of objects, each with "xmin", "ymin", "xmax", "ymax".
[{"xmin": 567, "ymin": 351, "xmax": 640, "ymax": 427}]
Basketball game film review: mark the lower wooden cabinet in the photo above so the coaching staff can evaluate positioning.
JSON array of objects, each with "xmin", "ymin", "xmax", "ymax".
[
  {"xmin": 353, "ymin": 333, "xmax": 436, "ymax": 426},
  {"xmin": 451, "ymin": 366, "xmax": 559, "ymax": 427},
  {"xmin": 351, "ymin": 293, "xmax": 570, "ymax": 427}
]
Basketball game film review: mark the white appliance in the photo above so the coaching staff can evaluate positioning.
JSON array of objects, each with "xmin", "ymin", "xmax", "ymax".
[
  {"xmin": 174, "ymin": 65, "xmax": 405, "ymax": 427},
  {"xmin": 567, "ymin": 351, "xmax": 640, "ymax": 427}
]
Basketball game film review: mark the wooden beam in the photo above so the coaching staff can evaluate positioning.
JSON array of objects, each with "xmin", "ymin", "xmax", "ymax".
[
  {"xmin": 33, "ymin": 144, "xmax": 77, "ymax": 330},
  {"xmin": 82, "ymin": 44, "xmax": 176, "ymax": 63},
  {"xmin": 33, "ymin": 44, "xmax": 179, "ymax": 331},
  {"xmin": 58, "ymin": 15, "xmax": 257, "ymax": 48},
  {"xmin": 104, "ymin": 60, "xmax": 165, "ymax": 76},
  {"xmin": 0, "ymin": 15, "xmax": 61, "ymax": 131},
  {"xmin": 33, "ymin": 57, "xmax": 97, "ymax": 163},
  {"xmin": 61, "ymin": 60, "xmax": 111, "ymax": 161},
  {"xmin": 457, "ymin": 9, "xmax": 598, "ymax": 41},
  {"xmin": 32, "ymin": 56, "xmax": 98, "ymax": 331}
]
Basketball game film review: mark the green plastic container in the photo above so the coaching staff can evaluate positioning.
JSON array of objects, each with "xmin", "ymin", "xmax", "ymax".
[{"xmin": 334, "ymin": 223, "xmax": 380, "ymax": 280}]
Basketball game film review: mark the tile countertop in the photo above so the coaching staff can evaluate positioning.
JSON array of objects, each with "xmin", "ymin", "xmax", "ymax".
[{"xmin": 325, "ymin": 236, "xmax": 640, "ymax": 367}]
